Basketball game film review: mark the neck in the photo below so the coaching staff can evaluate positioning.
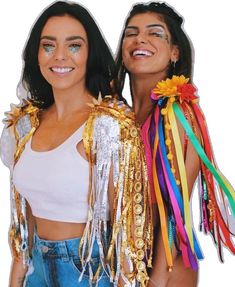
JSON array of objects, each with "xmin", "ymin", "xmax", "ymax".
[
  {"xmin": 131, "ymin": 73, "xmax": 165, "ymax": 125},
  {"xmin": 51, "ymin": 83, "xmax": 92, "ymax": 121}
]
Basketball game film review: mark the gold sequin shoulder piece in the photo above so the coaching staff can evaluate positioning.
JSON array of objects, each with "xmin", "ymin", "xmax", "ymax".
[{"xmin": 80, "ymin": 96, "xmax": 153, "ymax": 286}]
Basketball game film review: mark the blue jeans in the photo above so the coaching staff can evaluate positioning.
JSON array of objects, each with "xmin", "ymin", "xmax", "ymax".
[{"xmin": 24, "ymin": 232, "xmax": 112, "ymax": 286}]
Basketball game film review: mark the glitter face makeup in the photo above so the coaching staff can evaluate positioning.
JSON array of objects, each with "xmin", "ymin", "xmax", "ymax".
[
  {"xmin": 40, "ymin": 36, "xmax": 83, "ymax": 55},
  {"xmin": 38, "ymin": 15, "xmax": 88, "ymax": 92},
  {"xmin": 124, "ymin": 24, "xmax": 169, "ymax": 43},
  {"xmin": 68, "ymin": 43, "xmax": 81, "ymax": 53},
  {"xmin": 42, "ymin": 43, "xmax": 55, "ymax": 54},
  {"xmin": 122, "ymin": 13, "xmax": 178, "ymax": 78}
]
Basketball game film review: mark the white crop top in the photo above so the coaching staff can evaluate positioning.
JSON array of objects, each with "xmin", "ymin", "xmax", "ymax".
[{"xmin": 13, "ymin": 123, "xmax": 109, "ymax": 223}]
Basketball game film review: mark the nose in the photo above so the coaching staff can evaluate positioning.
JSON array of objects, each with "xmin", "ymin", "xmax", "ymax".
[
  {"xmin": 54, "ymin": 45, "xmax": 67, "ymax": 61},
  {"xmin": 135, "ymin": 33, "xmax": 148, "ymax": 44}
]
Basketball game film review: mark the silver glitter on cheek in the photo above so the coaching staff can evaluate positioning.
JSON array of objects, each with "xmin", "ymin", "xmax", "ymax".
[
  {"xmin": 69, "ymin": 45, "xmax": 80, "ymax": 53},
  {"xmin": 43, "ymin": 44, "xmax": 55, "ymax": 54}
]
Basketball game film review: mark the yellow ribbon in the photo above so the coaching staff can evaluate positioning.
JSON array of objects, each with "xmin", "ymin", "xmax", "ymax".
[
  {"xmin": 152, "ymin": 124, "xmax": 173, "ymax": 269},
  {"xmin": 168, "ymin": 104, "xmax": 194, "ymax": 252}
]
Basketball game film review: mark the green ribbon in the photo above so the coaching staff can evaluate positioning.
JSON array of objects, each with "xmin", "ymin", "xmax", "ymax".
[{"xmin": 173, "ymin": 102, "xmax": 235, "ymax": 216}]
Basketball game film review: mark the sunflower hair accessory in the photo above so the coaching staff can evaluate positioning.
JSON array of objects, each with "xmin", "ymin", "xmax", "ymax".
[{"xmin": 151, "ymin": 75, "xmax": 198, "ymax": 104}]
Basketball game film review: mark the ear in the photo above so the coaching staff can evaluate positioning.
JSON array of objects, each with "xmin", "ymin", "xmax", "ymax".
[{"xmin": 170, "ymin": 45, "xmax": 180, "ymax": 62}]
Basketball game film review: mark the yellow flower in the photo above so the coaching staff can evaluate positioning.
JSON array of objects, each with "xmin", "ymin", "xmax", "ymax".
[{"xmin": 152, "ymin": 75, "xmax": 189, "ymax": 98}]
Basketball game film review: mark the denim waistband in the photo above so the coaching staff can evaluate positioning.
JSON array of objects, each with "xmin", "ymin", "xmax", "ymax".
[{"xmin": 33, "ymin": 232, "xmax": 100, "ymax": 261}]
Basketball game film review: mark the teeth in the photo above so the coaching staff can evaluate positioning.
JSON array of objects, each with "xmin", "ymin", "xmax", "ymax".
[
  {"xmin": 51, "ymin": 67, "xmax": 73, "ymax": 73},
  {"xmin": 133, "ymin": 50, "xmax": 153, "ymax": 57}
]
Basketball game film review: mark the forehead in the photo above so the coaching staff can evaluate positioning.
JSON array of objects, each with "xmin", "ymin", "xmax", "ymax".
[
  {"xmin": 127, "ymin": 12, "xmax": 167, "ymax": 29},
  {"xmin": 41, "ymin": 15, "xmax": 87, "ymax": 38}
]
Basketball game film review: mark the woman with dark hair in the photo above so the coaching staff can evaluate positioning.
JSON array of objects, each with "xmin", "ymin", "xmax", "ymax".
[
  {"xmin": 23, "ymin": 0, "xmax": 117, "ymax": 109},
  {"xmin": 0, "ymin": 1, "xmax": 152, "ymax": 286},
  {"xmin": 116, "ymin": 2, "xmax": 235, "ymax": 286}
]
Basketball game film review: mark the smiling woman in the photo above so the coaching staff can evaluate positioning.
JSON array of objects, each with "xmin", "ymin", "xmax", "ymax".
[
  {"xmin": 22, "ymin": 2, "xmax": 116, "ymax": 110},
  {"xmin": 0, "ymin": 1, "xmax": 152, "ymax": 287},
  {"xmin": 116, "ymin": 2, "xmax": 235, "ymax": 287},
  {"xmin": 38, "ymin": 15, "xmax": 88, "ymax": 92},
  {"xmin": 122, "ymin": 13, "xmax": 177, "ymax": 78}
]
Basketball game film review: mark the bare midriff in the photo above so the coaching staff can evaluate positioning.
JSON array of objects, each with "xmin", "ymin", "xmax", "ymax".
[{"xmin": 35, "ymin": 217, "xmax": 86, "ymax": 240}]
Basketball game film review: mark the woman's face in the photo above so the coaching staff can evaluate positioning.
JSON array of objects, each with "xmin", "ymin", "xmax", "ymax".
[
  {"xmin": 122, "ymin": 12, "xmax": 178, "ymax": 78},
  {"xmin": 38, "ymin": 15, "xmax": 88, "ymax": 92}
]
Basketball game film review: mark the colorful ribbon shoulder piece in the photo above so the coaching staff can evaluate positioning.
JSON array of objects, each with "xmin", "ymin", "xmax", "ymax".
[{"xmin": 141, "ymin": 75, "xmax": 235, "ymax": 270}]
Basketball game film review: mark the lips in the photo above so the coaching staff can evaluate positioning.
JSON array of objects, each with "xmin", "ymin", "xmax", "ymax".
[
  {"xmin": 132, "ymin": 49, "xmax": 154, "ymax": 57},
  {"xmin": 50, "ymin": 66, "xmax": 74, "ymax": 74}
]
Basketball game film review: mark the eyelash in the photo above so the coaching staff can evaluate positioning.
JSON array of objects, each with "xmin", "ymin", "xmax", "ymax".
[
  {"xmin": 125, "ymin": 33, "xmax": 138, "ymax": 37},
  {"xmin": 124, "ymin": 32, "xmax": 169, "ymax": 44},
  {"xmin": 149, "ymin": 32, "xmax": 164, "ymax": 37},
  {"xmin": 125, "ymin": 32, "xmax": 166, "ymax": 38}
]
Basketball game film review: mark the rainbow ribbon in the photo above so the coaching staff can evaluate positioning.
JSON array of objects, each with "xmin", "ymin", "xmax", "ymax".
[{"xmin": 141, "ymin": 95, "xmax": 235, "ymax": 270}]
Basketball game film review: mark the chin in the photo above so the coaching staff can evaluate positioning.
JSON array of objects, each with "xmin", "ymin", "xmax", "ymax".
[
  {"xmin": 126, "ymin": 63, "xmax": 149, "ymax": 74},
  {"xmin": 50, "ymin": 82, "xmax": 73, "ymax": 91},
  {"xmin": 129, "ymin": 68, "xmax": 152, "ymax": 76}
]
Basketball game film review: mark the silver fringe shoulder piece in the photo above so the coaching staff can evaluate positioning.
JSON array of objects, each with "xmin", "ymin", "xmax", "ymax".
[
  {"xmin": 1, "ymin": 100, "xmax": 39, "ymax": 265},
  {"xmin": 80, "ymin": 96, "xmax": 153, "ymax": 287}
]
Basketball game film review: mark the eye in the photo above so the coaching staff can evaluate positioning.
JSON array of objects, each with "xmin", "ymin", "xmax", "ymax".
[
  {"xmin": 68, "ymin": 43, "xmax": 81, "ymax": 53},
  {"xmin": 148, "ymin": 29, "xmax": 169, "ymax": 41},
  {"xmin": 42, "ymin": 43, "xmax": 55, "ymax": 53},
  {"xmin": 125, "ymin": 33, "xmax": 137, "ymax": 37},
  {"xmin": 150, "ymin": 31, "xmax": 163, "ymax": 37},
  {"xmin": 124, "ymin": 30, "xmax": 138, "ymax": 38}
]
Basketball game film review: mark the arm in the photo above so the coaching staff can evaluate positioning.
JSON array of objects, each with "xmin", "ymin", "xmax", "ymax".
[
  {"xmin": 0, "ymin": 126, "xmax": 27, "ymax": 287},
  {"xmin": 1, "ymin": 104, "xmax": 38, "ymax": 286},
  {"xmin": 9, "ymin": 258, "xmax": 28, "ymax": 287},
  {"xmin": 148, "ymin": 235, "xmax": 198, "ymax": 287},
  {"xmin": 9, "ymin": 202, "xmax": 35, "ymax": 287},
  {"xmin": 148, "ymin": 112, "xmax": 200, "ymax": 287}
]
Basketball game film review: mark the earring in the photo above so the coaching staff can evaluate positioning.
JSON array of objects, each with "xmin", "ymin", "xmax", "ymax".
[{"xmin": 172, "ymin": 59, "xmax": 177, "ymax": 68}]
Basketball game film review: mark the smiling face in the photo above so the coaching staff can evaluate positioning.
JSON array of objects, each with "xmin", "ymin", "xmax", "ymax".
[
  {"xmin": 38, "ymin": 15, "xmax": 88, "ymax": 92},
  {"xmin": 122, "ymin": 12, "xmax": 179, "ymax": 79}
]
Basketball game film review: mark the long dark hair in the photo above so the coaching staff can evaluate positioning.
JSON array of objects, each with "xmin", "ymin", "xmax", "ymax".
[
  {"xmin": 23, "ymin": 1, "xmax": 117, "ymax": 109},
  {"xmin": 116, "ymin": 2, "xmax": 193, "ymax": 94}
]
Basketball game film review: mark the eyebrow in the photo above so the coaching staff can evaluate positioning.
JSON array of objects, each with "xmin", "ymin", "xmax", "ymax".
[
  {"xmin": 40, "ymin": 35, "xmax": 86, "ymax": 42},
  {"xmin": 125, "ymin": 24, "xmax": 166, "ymax": 30}
]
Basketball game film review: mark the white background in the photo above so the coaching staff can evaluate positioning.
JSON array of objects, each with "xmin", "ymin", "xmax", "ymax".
[{"xmin": 0, "ymin": 0, "xmax": 234, "ymax": 286}]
